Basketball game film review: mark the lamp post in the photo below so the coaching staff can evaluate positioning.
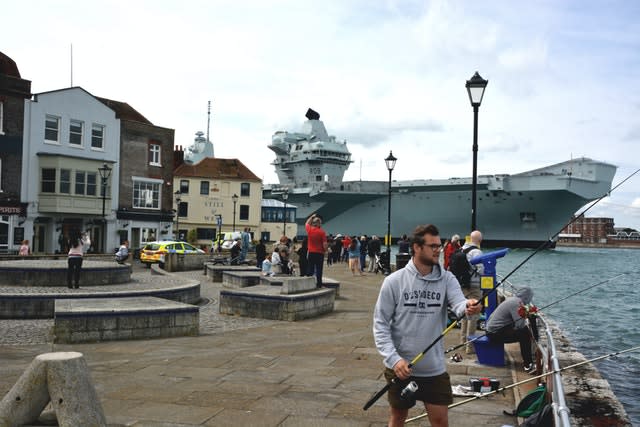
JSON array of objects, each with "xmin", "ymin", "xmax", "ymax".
[
  {"xmin": 232, "ymin": 193, "xmax": 238, "ymax": 232},
  {"xmin": 384, "ymin": 151, "xmax": 397, "ymax": 275},
  {"xmin": 174, "ymin": 191, "xmax": 182, "ymax": 241},
  {"xmin": 466, "ymin": 71, "xmax": 488, "ymax": 232},
  {"xmin": 98, "ymin": 163, "xmax": 112, "ymax": 253},
  {"xmin": 282, "ymin": 189, "xmax": 289, "ymax": 237}
]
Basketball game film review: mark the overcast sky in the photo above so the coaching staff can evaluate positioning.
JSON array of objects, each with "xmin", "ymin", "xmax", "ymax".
[{"xmin": 3, "ymin": 0, "xmax": 639, "ymax": 229}]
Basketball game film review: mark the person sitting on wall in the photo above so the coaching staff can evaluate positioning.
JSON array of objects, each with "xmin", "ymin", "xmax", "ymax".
[
  {"xmin": 115, "ymin": 240, "xmax": 130, "ymax": 264},
  {"xmin": 230, "ymin": 238, "xmax": 242, "ymax": 265}
]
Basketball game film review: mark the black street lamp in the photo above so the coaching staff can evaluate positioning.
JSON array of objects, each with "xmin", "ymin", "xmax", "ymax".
[
  {"xmin": 174, "ymin": 191, "xmax": 182, "ymax": 241},
  {"xmin": 384, "ymin": 151, "xmax": 397, "ymax": 275},
  {"xmin": 282, "ymin": 189, "xmax": 289, "ymax": 237},
  {"xmin": 232, "ymin": 193, "xmax": 238, "ymax": 232},
  {"xmin": 98, "ymin": 163, "xmax": 112, "ymax": 253},
  {"xmin": 466, "ymin": 71, "xmax": 488, "ymax": 232}
]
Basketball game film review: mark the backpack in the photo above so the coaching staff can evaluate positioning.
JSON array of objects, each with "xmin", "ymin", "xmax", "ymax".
[
  {"xmin": 449, "ymin": 246, "xmax": 477, "ymax": 288},
  {"xmin": 519, "ymin": 403, "xmax": 553, "ymax": 427},
  {"xmin": 504, "ymin": 384, "xmax": 547, "ymax": 418}
]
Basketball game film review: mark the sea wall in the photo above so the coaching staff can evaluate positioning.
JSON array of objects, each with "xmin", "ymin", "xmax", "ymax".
[{"xmin": 545, "ymin": 319, "xmax": 632, "ymax": 426}]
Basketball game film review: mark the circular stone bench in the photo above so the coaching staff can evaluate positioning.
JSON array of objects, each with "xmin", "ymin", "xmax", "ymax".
[
  {"xmin": 205, "ymin": 264, "xmax": 260, "ymax": 282},
  {"xmin": 0, "ymin": 266, "xmax": 201, "ymax": 319},
  {"xmin": 0, "ymin": 260, "xmax": 131, "ymax": 287}
]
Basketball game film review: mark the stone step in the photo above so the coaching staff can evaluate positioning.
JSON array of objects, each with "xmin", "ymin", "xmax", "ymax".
[{"xmin": 54, "ymin": 296, "xmax": 199, "ymax": 344}]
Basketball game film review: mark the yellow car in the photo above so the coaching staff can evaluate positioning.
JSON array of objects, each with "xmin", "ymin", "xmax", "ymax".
[{"xmin": 139, "ymin": 241, "xmax": 205, "ymax": 267}]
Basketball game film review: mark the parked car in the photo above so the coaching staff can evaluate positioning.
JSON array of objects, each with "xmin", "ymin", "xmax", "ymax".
[{"xmin": 140, "ymin": 241, "xmax": 205, "ymax": 267}]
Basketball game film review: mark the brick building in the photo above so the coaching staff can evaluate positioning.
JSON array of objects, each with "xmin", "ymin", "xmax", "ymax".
[
  {"xmin": 559, "ymin": 216, "xmax": 615, "ymax": 244},
  {"xmin": 0, "ymin": 51, "xmax": 31, "ymax": 252},
  {"xmin": 97, "ymin": 97, "xmax": 175, "ymax": 253}
]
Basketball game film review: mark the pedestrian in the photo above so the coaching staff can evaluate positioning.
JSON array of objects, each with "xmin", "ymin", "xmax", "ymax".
[
  {"xmin": 397, "ymin": 234, "xmax": 410, "ymax": 254},
  {"xmin": 255, "ymin": 238, "xmax": 267, "ymax": 269},
  {"xmin": 240, "ymin": 227, "xmax": 251, "ymax": 262},
  {"xmin": 373, "ymin": 224, "xmax": 481, "ymax": 427},
  {"xmin": 305, "ymin": 213, "xmax": 327, "ymax": 287},
  {"xmin": 443, "ymin": 234, "xmax": 460, "ymax": 270},
  {"xmin": 359, "ymin": 235, "xmax": 368, "ymax": 272},
  {"xmin": 368, "ymin": 235, "xmax": 381, "ymax": 272},
  {"xmin": 297, "ymin": 237, "xmax": 309, "ymax": 277},
  {"xmin": 67, "ymin": 229, "xmax": 90, "ymax": 289},
  {"xmin": 486, "ymin": 286, "xmax": 539, "ymax": 373},
  {"xmin": 460, "ymin": 230, "xmax": 483, "ymax": 354},
  {"xmin": 19, "ymin": 240, "xmax": 30, "ymax": 256},
  {"xmin": 115, "ymin": 240, "xmax": 130, "ymax": 263},
  {"xmin": 348, "ymin": 236, "xmax": 364, "ymax": 276}
]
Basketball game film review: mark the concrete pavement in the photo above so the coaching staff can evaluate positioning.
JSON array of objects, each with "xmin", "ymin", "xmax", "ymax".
[{"xmin": 0, "ymin": 261, "xmax": 525, "ymax": 426}]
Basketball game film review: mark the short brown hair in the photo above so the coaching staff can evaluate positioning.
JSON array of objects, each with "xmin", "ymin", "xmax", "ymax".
[{"xmin": 410, "ymin": 224, "xmax": 440, "ymax": 255}]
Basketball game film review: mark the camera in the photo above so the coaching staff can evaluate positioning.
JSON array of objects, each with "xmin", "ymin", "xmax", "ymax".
[{"xmin": 400, "ymin": 381, "xmax": 418, "ymax": 400}]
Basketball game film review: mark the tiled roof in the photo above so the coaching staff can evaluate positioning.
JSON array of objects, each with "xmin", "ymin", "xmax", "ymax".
[
  {"xmin": 96, "ymin": 96, "xmax": 152, "ymax": 124},
  {"xmin": 174, "ymin": 157, "xmax": 261, "ymax": 181}
]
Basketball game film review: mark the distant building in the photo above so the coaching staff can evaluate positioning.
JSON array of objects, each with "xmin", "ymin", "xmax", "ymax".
[
  {"xmin": 559, "ymin": 216, "xmax": 615, "ymax": 244},
  {"xmin": 21, "ymin": 87, "xmax": 120, "ymax": 254},
  {"xmin": 173, "ymin": 154, "xmax": 261, "ymax": 249},
  {"xmin": 97, "ymin": 97, "xmax": 175, "ymax": 252},
  {"xmin": 260, "ymin": 198, "xmax": 296, "ymax": 243},
  {"xmin": 0, "ymin": 51, "xmax": 31, "ymax": 253}
]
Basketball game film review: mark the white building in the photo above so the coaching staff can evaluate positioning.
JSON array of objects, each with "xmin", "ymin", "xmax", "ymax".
[{"xmin": 21, "ymin": 87, "xmax": 120, "ymax": 253}]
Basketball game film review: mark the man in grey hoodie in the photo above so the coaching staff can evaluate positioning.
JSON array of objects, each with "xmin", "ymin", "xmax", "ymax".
[
  {"xmin": 485, "ymin": 286, "xmax": 538, "ymax": 372},
  {"xmin": 373, "ymin": 224, "xmax": 482, "ymax": 427}
]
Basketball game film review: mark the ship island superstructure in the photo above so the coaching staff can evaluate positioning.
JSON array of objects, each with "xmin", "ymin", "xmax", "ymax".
[{"xmin": 264, "ymin": 109, "xmax": 617, "ymax": 247}]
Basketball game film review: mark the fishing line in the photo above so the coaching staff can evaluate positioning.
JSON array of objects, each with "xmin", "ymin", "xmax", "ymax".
[
  {"xmin": 363, "ymin": 167, "xmax": 640, "ymax": 411},
  {"xmin": 445, "ymin": 272, "xmax": 629, "ymax": 354},
  {"xmin": 406, "ymin": 345, "xmax": 640, "ymax": 423}
]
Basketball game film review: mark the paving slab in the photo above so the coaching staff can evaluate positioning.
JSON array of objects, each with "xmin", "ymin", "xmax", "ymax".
[{"xmin": 0, "ymin": 262, "xmax": 523, "ymax": 426}]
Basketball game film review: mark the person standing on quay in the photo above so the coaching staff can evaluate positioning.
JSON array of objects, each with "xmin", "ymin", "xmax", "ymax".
[
  {"xmin": 255, "ymin": 238, "xmax": 267, "ymax": 269},
  {"xmin": 67, "ymin": 229, "xmax": 90, "ymax": 289},
  {"xmin": 460, "ymin": 230, "xmax": 483, "ymax": 354},
  {"xmin": 19, "ymin": 240, "xmax": 30, "ymax": 256},
  {"xmin": 373, "ymin": 224, "xmax": 481, "ymax": 427},
  {"xmin": 305, "ymin": 213, "xmax": 327, "ymax": 287},
  {"xmin": 443, "ymin": 234, "xmax": 460, "ymax": 270}
]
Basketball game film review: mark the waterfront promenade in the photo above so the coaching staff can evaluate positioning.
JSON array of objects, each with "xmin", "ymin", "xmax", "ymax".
[{"xmin": 0, "ymin": 262, "xmax": 526, "ymax": 426}]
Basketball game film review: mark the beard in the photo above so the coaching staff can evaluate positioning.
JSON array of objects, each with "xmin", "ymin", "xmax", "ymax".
[{"xmin": 416, "ymin": 251, "xmax": 438, "ymax": 267}]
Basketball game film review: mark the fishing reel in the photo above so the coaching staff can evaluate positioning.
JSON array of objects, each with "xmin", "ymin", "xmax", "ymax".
[{"xmin": 400, "ymin": 381, "xmax": 418, "ymax": 401}]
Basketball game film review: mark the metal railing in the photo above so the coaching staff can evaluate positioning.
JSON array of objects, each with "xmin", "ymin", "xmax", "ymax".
[
  {"xmin": 536, "ymin": 314, "xmax": 572, "ymax": 427},
  {"xmin": 497, "ymin": 274, "xmax": 571, "ymax": 426}
]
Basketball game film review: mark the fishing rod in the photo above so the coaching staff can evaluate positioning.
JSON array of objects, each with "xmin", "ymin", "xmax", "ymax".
[
  {"xmin": 444, "ymin": 272, "xmax": 629, "ymax": 355},
  {"xmin": 363, "ymin": 167, "xmax": 639, "ymax": 411},
  {"xmin": 406, "ymin": 344, "xmax": 640, "ymax": 423}
]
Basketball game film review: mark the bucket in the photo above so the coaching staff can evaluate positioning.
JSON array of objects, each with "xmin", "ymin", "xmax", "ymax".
[{"xmin": 469, "ymin": 335, "xmax": 505, "ymax": 366}]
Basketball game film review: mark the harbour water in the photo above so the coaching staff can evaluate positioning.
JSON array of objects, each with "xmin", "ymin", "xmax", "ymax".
[{"xmin": 492, "ymin": 246, "xmax": 638, "ymax": 425}]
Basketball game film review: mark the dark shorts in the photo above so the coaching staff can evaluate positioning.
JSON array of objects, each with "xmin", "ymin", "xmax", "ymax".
[{"xmin": 384, "ymin": 368, "xmax": 453, "ymax": 409}]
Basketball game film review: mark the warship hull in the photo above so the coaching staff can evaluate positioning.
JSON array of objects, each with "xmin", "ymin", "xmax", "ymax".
[
  {"xmin": 264, "ymin": 110, "xmax": 617, "ymax": 247},
  {"xmin": 265, "ymin": 158, "xmax": 617, "ymax": 247}
]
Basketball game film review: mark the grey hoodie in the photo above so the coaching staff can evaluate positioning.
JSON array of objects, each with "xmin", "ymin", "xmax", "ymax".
[
  {"xmin": 373, "ymin": 258, "xmax": 468, "ymax": 377},
  {"xmin": 486, "ymin": 286, "xmax": 534, "ymax": 333}
]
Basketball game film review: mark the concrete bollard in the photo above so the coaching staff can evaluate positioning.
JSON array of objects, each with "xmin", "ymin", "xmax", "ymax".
[
  {"xmin": 0, "ymin": 352, "xmax": 106, "ymax": 427},
  {"xmin": 0, "ymin": 358, "xmax": 49, "ymax": 427}
]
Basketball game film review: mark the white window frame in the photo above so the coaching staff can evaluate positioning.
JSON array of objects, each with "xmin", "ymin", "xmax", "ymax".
[
  {"xmin": 149, "ymin": 144, "xmax": 161, "ymax": 166},
  {"xmin": 91, "ymin": 123, "xmax": 105, "ymax": 150},
  {"xmin": 132, "ymin": 177, "xmax": 163, "ymax": 210},
  {"xmin": 69, "ymin": 119, "xmax": 84, "ymax": 146},
  {"xmin": 44, "ymin": 115, "xmax": 60, "ymax": 144}
]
